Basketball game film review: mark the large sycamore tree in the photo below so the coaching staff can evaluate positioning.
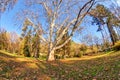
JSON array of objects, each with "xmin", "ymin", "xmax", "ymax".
[{"xmin": 21, "ymin": 0, "xmax": 95, "ymax": 61}]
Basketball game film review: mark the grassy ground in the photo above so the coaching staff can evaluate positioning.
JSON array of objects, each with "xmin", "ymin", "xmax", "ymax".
[{"xmin": 0, "ymin": 50, "xmax": 120, "ymax": 80}]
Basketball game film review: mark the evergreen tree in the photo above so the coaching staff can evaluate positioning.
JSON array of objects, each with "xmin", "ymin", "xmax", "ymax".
[
  {"xmin": 20, "ymin": 19, "xmax": 41, "ymax": 57},
  {"xmin": 22, "ymin": 37, "xmax": 31, "ymax": 57},
  {"xmin": 20, "ymin": 19, "xmax": 32, "ymax": 57},
  {"xmin": 32, "ymin": 33, "xmax": 40, "ymax": 58},
  {"xmin": 56, "ymin": 28, "xmax": 71, "ymax": 59}
]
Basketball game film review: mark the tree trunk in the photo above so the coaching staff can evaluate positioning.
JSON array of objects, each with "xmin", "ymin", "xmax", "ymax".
[
  {"xmin": 47, "ymin": 48, "xmax": 55, "ymax": 61},
  {"xmin": 107, "ymin": 21, "xmax": 118, "ymax": 45},
  {"xmin": 33, "ymin": 50, "xmax": 39, "ymax": 58}
]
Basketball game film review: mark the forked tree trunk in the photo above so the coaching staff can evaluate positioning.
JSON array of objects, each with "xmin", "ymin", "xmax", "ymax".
[
  {"xmin": 45, "ymin": 0, "xmax": 95, "ymax": 61},
  {"xmin": 47, "ymin": 48, "xmax": 55, "ymax": 61}
]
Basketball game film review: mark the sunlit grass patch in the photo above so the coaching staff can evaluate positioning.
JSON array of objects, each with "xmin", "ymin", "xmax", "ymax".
[{"xmin": 0, "ymin": 50, "xmax": 120, "ymax": 79}]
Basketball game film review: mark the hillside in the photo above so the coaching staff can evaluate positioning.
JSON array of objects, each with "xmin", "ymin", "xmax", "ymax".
[{"xmin": 0, "ymin": 50, "xmax": 120, "ymax": 80}]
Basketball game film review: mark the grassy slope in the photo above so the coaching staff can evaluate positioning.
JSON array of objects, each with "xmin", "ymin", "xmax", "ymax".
[{"xmin": 0, "ymin": 50, "xmax": 120, "ymax": 80}]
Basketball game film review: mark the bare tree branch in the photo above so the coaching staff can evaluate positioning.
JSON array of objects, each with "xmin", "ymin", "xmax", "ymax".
[{"xmin": 25, "ymin": 18, "xmax": 47, "ymax": 42}]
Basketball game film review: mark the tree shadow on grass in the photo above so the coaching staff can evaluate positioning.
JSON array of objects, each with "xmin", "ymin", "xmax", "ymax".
[
  {"xmin": 0, "ymin": 51, "xmax": 120, "ymax": 80},
  {"xmin": 0, "ymin": 52, "xmax": 50, "ymax": 79},
  {"xmin": 35, "ymin": 52, "xmax": 120, "ymax": 80}
]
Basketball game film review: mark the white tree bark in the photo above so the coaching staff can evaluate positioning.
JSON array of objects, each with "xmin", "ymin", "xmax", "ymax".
[{"xmin": 24, "ymin": 0, "xmax": 95, "ymax": 61}]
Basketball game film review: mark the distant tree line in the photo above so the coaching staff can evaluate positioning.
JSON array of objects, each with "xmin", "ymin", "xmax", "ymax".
[{"xmin": 1, "ymin": 0, "xmax": 120, "ymax": 61}]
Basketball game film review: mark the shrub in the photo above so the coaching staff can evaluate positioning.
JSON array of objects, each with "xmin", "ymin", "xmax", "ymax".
[
  {"xmin": 74, "ymin": 51, "xmax": 83, "ymax": 58},
  {"xmin": 113, "ymin": 41, "xmax": 120, "ymax": 51},
  {"xmin": 23, "ymin": 45, "xmax": 31, "ymax": 57},
  {"xmin": 79, "ymin": 44, "xmax": 87, "ymax": 55},
  {"xmin": 77, "ymin": 52, "xmax": 83, "ymax": 57}
]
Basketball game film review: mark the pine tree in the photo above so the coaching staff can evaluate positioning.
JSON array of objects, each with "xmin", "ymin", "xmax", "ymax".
[{"xmin": 20, "ymin": 20, "xmax": 32, "ymax": 57}]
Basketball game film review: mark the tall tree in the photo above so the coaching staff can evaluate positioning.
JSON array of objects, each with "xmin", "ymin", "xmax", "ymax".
[
  {"xmin": 32, "ymin": 33, "xmax": 40, "ymax": 58},
  {"xmin": 22, "ymin": 0, "xmax": 95, "ymax": 61},
  {"xmin": 0, "ymin": 28, "xmax": 8, "ymax": 50},
  {"xmin": 91, "ymin": 16, "xmax": 108, "ymax": 49},
  {"xmin": 8, "ymin": 32, "xmax": 20, "ymax": 53},
  {"xmin": 21, "ymin": 19, "xmax": 42, "ymax": 57},
  {"xmin": 20, "ymin": 19, "xmax": 33, "ymax": 57},
  {"xmin": 90, "ymin": 4, "xmax": 119, "ymax": 45},
  {"xmin": 22, "ymin": 36, "xmax": 31, "ymax": 57},
  {"xmin": 0, "ymin": 28, "xmax": 20, "ymax": 53}
]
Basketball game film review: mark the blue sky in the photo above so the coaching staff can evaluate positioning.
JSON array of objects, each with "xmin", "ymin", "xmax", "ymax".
[
  {"xmin": 0, "ymin": 0, "xmax": 25, "ymax": 34},
  {"xmin": 0, "ymin": 0, "xmax": 120, "ymax": 43},
  {"xmin": 112, "ymin": 0, "xmax": 120, "ymax": 6}
]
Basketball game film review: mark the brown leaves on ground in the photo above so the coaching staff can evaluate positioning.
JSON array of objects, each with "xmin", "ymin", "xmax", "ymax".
[{"xmin": 0, "ymin": 50, "xmax": 120, "ymax": 80}]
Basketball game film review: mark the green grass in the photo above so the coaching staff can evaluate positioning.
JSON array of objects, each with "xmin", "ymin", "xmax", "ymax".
[{"xmin": 0, "ymin": 50, "xmax": 120, "ymax": 80}]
